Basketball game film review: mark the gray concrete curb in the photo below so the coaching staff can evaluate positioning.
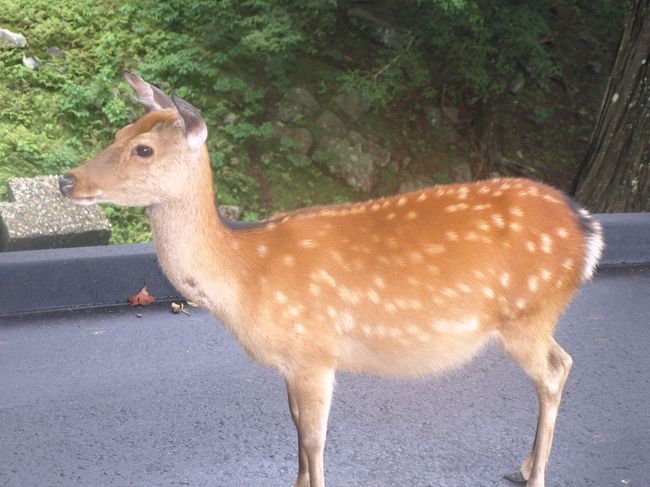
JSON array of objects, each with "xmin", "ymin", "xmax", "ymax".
[
  {"xmin": 0, "ymin": 243, "xmax": 180, "ymax": 317},
  {"xmin": 0, "ymin": 213, "xmax": 648, "ymax": 317}
]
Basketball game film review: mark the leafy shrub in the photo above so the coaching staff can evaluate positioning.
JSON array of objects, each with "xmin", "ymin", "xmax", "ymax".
[{"xmin": 0, "ymin": 0, "xmax": 623, "ymax": 242}]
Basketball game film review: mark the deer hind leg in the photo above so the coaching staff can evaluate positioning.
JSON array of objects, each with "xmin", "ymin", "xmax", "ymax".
[
  {"xmin": 501, "ymin": 329, "xmax": 573, "ymax": 487},
  {"xmin": 284, "ymin": 369, "xmax": 335, "ymax": 487}
]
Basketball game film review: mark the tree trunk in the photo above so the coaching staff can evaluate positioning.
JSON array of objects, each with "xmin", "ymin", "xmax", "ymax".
[{"xmin": 572, "ymin": 0, "xmax": 650, "ymax": 212}]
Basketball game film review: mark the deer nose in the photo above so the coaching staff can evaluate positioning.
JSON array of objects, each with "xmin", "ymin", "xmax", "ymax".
[{"xmin": 58, "ymin": 174, "xmax": 77, "ymax": 196}]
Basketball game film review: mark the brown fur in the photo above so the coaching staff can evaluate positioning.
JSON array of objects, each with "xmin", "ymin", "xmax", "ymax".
[{"xmin": 62, "ymin": 80, "xmax": 603, "ymax": 487}]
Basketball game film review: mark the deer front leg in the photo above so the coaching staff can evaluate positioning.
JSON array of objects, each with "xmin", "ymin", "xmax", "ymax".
[
  {"xmin": 286, "ymin": 378, "xmax": 310, "ymax": 487},
  {"xmin": 284, "ymin": 369, "xmax": 335, "ymax": 487}
]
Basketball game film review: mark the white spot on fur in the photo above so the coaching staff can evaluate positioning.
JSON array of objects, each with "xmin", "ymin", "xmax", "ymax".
[
  {"xmin": 540, "ymin": 233, "xmax": 553, "ymax": 254},
  {"xmin": 407, "ymin": 276, "xmax": 420, "ymax": 287},
  {"xmin": 377, "ymin": 255, "xmax": 390, "ymax": 265},
  {"xmin": 338, "ymin": 286, "xmax": 361, "ymax": 304},
  {"xmin": 282, "ymin": 255, "xmax": 294, "ymax": 266},
  {"xmin": 313, "ymin": 269, "xmax": 336, "ymax": 287},
  {"xmin": 457, "ymin": 283, "xmax": 472, "ymax": 294},
  {"xmin": 287, "ymin": 305, "xmax": 304, "ymax": 317},
  {"xmin": 339, "ymin": 311, "xmax": 355, "ymax": 332},
  {"xmin": 500, "ymin": 272, "xmax": 510, "ymax": 288},
  {"xmin": 424, "ymin": 244, "xmax": 446, "ymax": 255},
  {"xmin": 491, "ymin": 214, "xmax": 505, "ymax": 228},
  {"xmin": 441, "ymin": 287, "xmax": 458, "ymax": 298},
  {"xmin": 327, "ymin": 306, "xmax": 337, "ymax": 318},
  {"xmin": 300, "ymin": 239, "xmax": 318, "ymax": 249},
  {"xmin": 482, "ymin": 287, "xmax": 495, "ymax": 299},
  {"xmin": 275, "ymin": 292, "xmax": 288, "ymax": 304},
  {"xmin": 309, "ymin": 283, "xmax": 320, "ymax": 296},
  {"xmin": 257, "ymin": 244, "xmax": 268, "ymax": 256},
  {"xmin": 543, "ymin": 194, "xmax": 561, "ymax": 203},
  {"xmin": 445, "ymin": 203, "xmax": 469, "ymax": 213},
  {"xmin": 528, "ymin": 276, "xmax": 539, "ymax": 292},
  {"xmin": 293, "ymin": 323, "xmax": 306, "ymax": 335},
  {"xmin": 405, "ymin": 211, "xmax": 418, "ymax": 221},
  {"xmin": 384, "ymin": 302, "xmax": 397, "ymax": 313},
  {"xmin": 367, "ymin": 289, "xmax": 381, "ymax": 304},
  {"xmin": 472, "ymin": 203, "xmax": 491, "ymax": 211},
  {"xmin": 445, "ymin": 231, "xmax": 459, "ymax": 241},
  {"xmin": 397, "ymin": 196, "xmax": 408, "ymax": 207},
  {"xmin": 408, "ymin": 251, "xmax": 424, "ymax": 263},
  {"xmin": 427, "ymin": 265, "xmax": 440, "ymax": 275}
]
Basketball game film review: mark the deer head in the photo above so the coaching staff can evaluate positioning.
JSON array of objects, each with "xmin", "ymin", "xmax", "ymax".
[{"xmin": 59, "ymin": 71, "xmax": 208, "ymax": 207}]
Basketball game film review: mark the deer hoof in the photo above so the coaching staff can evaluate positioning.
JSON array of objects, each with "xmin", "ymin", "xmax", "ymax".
[{"xmin": 504, "ymin": 469, "xmax": 528, "ymax": 484}]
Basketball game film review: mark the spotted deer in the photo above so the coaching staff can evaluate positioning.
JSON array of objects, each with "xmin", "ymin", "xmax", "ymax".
[{"xmin": 59, "ymin": 71, "xmax": 604, "ymax": 487}]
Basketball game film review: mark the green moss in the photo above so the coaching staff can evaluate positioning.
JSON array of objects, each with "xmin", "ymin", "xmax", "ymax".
[{"xmin": 261, "ymin": 160, "xmax": 362, "ymax": 215}]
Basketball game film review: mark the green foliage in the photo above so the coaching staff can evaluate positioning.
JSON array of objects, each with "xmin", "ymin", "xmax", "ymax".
[
  {"xmin": 337, "ymin": 47, "xmax": 434, "ymax": 108},
  {"xmin": 0, "ymin": 0, "xmax": 337, "ymax": 241},
  {"xmin": 0, "ymin": 0, "xmax": 624, "ymax": 243},
  {"xmin": 103, "ymin": 206, "xmax": 151, "ymax": 244},
  {"xmin": 414, "ymin": 0, "xmax": 557, "ymax": 101}
]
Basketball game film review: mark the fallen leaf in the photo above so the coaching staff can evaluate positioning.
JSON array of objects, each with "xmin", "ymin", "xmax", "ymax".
[
  {"xmin": 128, "ymin": 286, "xmax": 156, "ymax": 306},
  {"xmin": 170, "ymin": 302, "xmax": 181, "ymax": 314}
]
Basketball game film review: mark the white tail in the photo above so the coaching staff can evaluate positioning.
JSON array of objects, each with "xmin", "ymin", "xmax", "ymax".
[{"xmin": 60, "ymin": 71, "xmax": 604, "ymax": 487}]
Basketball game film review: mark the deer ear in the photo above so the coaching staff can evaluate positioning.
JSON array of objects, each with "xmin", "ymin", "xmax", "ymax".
[
  {"xmin": 123, "ymin": 70, "xmax": 174, "ymax": 112},
  {"xmin": 172, "ymin": 94, "xmax": 208, "ymax": 150}
]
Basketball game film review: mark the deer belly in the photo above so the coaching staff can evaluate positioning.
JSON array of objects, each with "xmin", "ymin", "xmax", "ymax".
[{"xmin": 337, "ymin": 329, "xmax": 498, "ymax": 377}]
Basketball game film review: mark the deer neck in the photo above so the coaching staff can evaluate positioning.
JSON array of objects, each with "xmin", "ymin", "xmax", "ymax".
[{"xmin": 146, "ymin": 154, "xmax": 243, "ymax": 326}]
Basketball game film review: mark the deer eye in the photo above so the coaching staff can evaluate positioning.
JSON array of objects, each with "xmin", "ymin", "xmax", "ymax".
[{"xmin": 135, "ymin": 145, "xmax": 154, "ymax": 158}]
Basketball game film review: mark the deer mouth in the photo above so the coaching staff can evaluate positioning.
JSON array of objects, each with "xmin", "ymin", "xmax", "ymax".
[{"xmin": 69, "ymin": 192, "xmax": 104, "ymax": 206}]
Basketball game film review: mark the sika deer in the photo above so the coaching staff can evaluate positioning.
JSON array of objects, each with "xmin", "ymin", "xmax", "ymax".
[{"xmin": 59, "ymin": 71, "xmax": 604, "ymax": 487}]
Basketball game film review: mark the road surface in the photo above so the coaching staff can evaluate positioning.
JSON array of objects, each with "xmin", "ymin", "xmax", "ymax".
[{"xmin": 1, "ymin": 266, "xmax": 648, "ymax": 486}]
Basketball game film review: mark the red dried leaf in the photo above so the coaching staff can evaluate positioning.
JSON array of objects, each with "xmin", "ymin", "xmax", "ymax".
[{"xmin": 128, "ymin": 286, "xmax": 156, "ymax": 306}]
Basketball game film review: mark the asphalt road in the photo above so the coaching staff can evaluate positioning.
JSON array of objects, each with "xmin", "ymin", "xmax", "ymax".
[{"xmin": 1, "ymin": 267, "xmax": 648, "ymax": 487}]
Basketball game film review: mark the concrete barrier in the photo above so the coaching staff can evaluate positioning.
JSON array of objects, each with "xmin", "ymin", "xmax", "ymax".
[
  {"xmin": 0, "ymin": 213, "xmax": 648, "ymax": 317},
  {"xmin": 0, "ymin": 176, "xmax": 111, "ymax": 251}
]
